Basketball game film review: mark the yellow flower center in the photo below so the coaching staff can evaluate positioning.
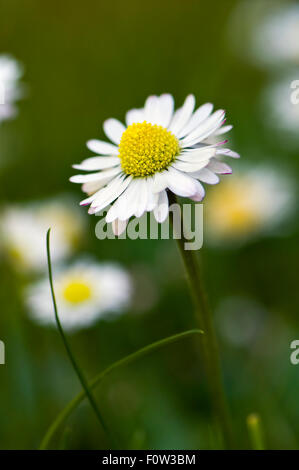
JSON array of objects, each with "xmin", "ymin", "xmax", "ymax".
[
  {"xmin": 62, "ymin": 280, "xmax": 92, "ymax": 304},
  {"xmin": 119, "ymin": 121, "xmax": 180, "ymax": 177}
]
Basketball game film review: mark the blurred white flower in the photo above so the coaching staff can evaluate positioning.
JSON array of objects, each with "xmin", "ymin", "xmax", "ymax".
[
  {"xmin": 205, "ymin": 166, "xmax": 294, "ymax": 244},
  {"xmin": 251, "ymin": 4, "xmax": 299, "ymax": 68},
  {"xmin": 0, "ymin": 54, "xmax": 23, "ymax": 123},
  {"xmin": 216, "ymin": 296, "xmax": 267, "ymax": 347},
  {"xmin": 26, "ymin": 260, "xmax": 132, "ymax": 331},
  {"xmin": 0, "ymin": 197, "xmax": 85, "ymax": 271},
  {"xmin": 229, "ymin": 1, "xmax": 299, "ymax": 69},
  {"xmin": 70, "ymin": 93, "xmax": 238, "ymax": 236},
  {"xmin": 262, "ymin": 74, "xmax": 299, "ymax": 141}
]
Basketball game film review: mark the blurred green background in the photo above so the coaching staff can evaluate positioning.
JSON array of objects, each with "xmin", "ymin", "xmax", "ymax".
[{"xmin": 0, "ymin": 0, "xmax": 298, "ymax": 450}]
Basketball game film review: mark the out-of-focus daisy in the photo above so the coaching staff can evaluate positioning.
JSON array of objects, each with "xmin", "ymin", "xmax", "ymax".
[
  {"xmin": 26, "ymin": 260, "xmax": 132, "ymax": 331},
  {"xmin": 0, "ymin": 197, "xmax": 85, "ymax": 272},
  {"xmin": 205, "ymin": 167, "xmax": 294, "ymax": 244},
  {"xmin": 70, "ymin": 94, "xmax": 239, "ymax": 235},
  {"xmin": 251, "ymin": 4, "xmax": 299, "ymax": 68},
  {"xmin": 229, "ymin": 1, "xmax": 299, "ymax": 69},
  {"xmin": 0, "ymin": 54, "xmax": 23, "ymax": 123},
  {"xmin": 216, "ymin": 297, "xmax": 267, "ymax": 347},
  {"xmin": 262, "ymin": 74, "xmax": 299, "ymax": 142}
]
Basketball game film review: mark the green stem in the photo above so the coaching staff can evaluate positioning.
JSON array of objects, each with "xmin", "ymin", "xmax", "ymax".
[
  {"xmin": 168, "ymin": 193, "xmax": 234, "ymax": 449},
  {"xmin": 39, "ymin": 328, "xmax": 203, "ymax": 449},
  {"xmin": 46, "ymin": 229, "xmax": 113, "ymax": 446},
  {"xmin": 247, "ymin": 413, "xmax": 265, "ymax": 450}
]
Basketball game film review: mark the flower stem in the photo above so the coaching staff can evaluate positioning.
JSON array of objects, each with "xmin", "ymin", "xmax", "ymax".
[
  {"xmin": 247, "ymin": 413, "xmax": 265, "ymax": 450},
  {"xmin": 39, "ymin": 328, "xmax": 203, "ymax": 449},
  {"xmin": 168, "ymin": 193, "xmax": 234, "ymax": 449},
  {"xmin": 46, "ymin": 229, "xmax": 113, "ymax": 447}
]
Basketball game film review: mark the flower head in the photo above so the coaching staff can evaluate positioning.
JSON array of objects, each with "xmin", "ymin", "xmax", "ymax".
[
  {"xmin": 262, "ymin": 74, "xmax": 299, "ymax": 143},
  {"xmin": 70, "ymin": 94, "xmax": 239, "ymax": 234},
  {"xmin": 252, "ymin": 4, "xmax": 299, "ymax": 68},
  {"xmin": 0, "ymin": 197, "xmax": 85, "ymax": 272},
  {"xmin": 0, "ymin": 54, "xmax": 23, "ymax": 123},
  {"xmin": 26, "ymin": 260, "xmax": 132, "ymax": 331},
  {"xmin": 206, "ymin": 166, "xmax": 294, "ymax": 244}
]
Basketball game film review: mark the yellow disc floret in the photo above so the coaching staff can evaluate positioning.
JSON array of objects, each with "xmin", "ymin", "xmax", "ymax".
[
  {"xmin": 119, "ymin": 121, "xmax": 180, "ymax": 177},
  {"xmin": 62, "ymin": 280, "xmax": 92, "ymax": 304}
]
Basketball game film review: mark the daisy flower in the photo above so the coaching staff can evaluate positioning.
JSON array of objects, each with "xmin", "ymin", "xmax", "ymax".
[
  {"xmin": 205, "ymin": 166, "xmax": 294, "ymax": 244},
  {"xmin": 262, "ymin": 74, "xmax": 299, "ymax": 142},
  {"xmin": 70, "ymin": 94, "xmax": 239, "ymax": 235},
  {"xmin": 0, "ymin": 197, "xmax": 85, "ymax": 272},
  {"xmin": 251, "ymin": 4, "xmax": 299, "ymax": 68},
  {"xmin": 26, "ymin": 260, "xmax": 132, "ymax": 331},
  {"xmin": 0, "ymin": 54, "xmax": 23, "ymax": 123}
]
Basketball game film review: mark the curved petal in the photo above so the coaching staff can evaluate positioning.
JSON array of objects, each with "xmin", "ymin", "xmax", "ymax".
[
  {"xmin": 103, "ymin": 118, "xmax": 126, "ymax": 145},
  {"xmin": 152, "ymin": 171, "xmax": 168, "ymax": 193},
  {"xmin": 169, "ymin": 94, "xmax": 195, "ymax": 136},
  {"xmin": 172, "ymin": 159, "xmax": 209, "ymax": 173},
  {"xmin": 145, "ymin": 177, "xmax": 159, "ymax": 211},
  {"xmin": 86, "ymin": 139, "xmax": 119, "ymax": 155},
  {"xmin": 72, "ymin": 156, "xmax": 120, "ymax": 171},
  {"xmin": 177, "ymin": 147, "xmax": 216, "ymax": 163},
  {"xmin": 157, "ymin": 94, "xmax": 174, "ymax": 128},
  {"xmin": 154, "ymin": 190, "xmax": 169, "ymax": 223},
  {"xmin": 206, "ymin": 158, "xmax": 232, "ymax": 174},
  {"xmin": 190, "ymin": 181, "xmax": 205, "ymax": 201},
  {"xmin": 192, "ymin": 168, "xmax": 220, "ymax": 184},
  {"xmin": 81, "ymin": 167, "xmax": 122, "ymax": 195},
  {"xmin": 180, "ymin": 109, "xmax": 225, "ymax": 147},
  {"xmin": 112, "ymin": 219, "xmax": 128, "ymax": 236},
  {"xmin": 135, "ymin": 178, "xmax": 149, "ymax": 218},
  {"xmin": 125, "ymin": 108, "xmax": 145, "ymax": 126},
  {"xmin": 216, "ymin": 148, "xmax": 240, "ymax": 159},
  {"xmin": 177, "ymin": 103, "xmax": 213, "ymax": 138},
  {"xmin": 166, "ymin": 167, "xmax": 198, "ymax": 197},
  {"xmin": 90, "ymin": 174, "xmax": 132, "ymax": 213},
  {"xmin": 214, "ymin": 124, "xmax": 233, "ymax": 136},
  {"xmin": 144, "ymin": 95, "xmax": 160, "ymax": 124}
]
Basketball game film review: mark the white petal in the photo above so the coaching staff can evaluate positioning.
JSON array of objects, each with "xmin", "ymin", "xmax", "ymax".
[
  {"xmin": 144, "ymin": 95, "xmax": 160, "ymax": 124},
  {"xmin": 177, "ymin": 103, "xmax": 213, "ymax": 138},
  {"xmin": 86, "ymin": 139, "xmax": 119, "ymax": 155},
  {"xmin": 90, "ymin": 175, "xmax": 132, "ymax": 213},
  {"xmin": 166, "ymin": 167, "xmax": 198, "ymax": 197},
  {"xmin": 135, "ymin": 179, "xmax": 149, "ymax": 218},
  {"xmin": 214, "ymin": 124, "xmax": 233, "ymax": 136},
  {"xmin": 177, "ymin": 147, "xmax": 216, "ymax": 163},
  {"xmin": 82, "ymin": 180, "xmax": 107, "ymax": 195},
  {"xmin": 145, "ymin": 177, "xmax": 159, "ymax": 211},
  {"xmin": 70, "ymin": 166, "xmax": 121, "ymax": 184},
  {"xmin": 73, "ymin": 156, "xmax": 120, "ymax": 171},
  {"xmin": 114, "ymin": 179, "xmax": 141, "ymax": 221},
  {"xmin": 172, "ymin": 159, "xmax": 210, "ymax": 173},
  {"xmin": 81, "ymin": 167, "xmax": 122, "ymax": 195},
  {"xmin": 125, "ymin": 108, "xmax": 145, "ymax": 126},
  {"xmin": 190, "ymin": 181, "xmax": 205, "ymax": 201},
  {"xmin": 103, "ymin": 118, "xmax": 126, "ymax": 145},
  {"xmin": 180, "ymin": 109, "xmax": 225, "ymax": 147},
  {"xmin": 216, "ymin": 148, "xmax": 240, "ymax": 159},
  {"xmin": 169, "ymin": 95, "xmax": 196, "ymax": 136},
  {"xmin": 192, "ymin": 168, "xmax": 220, "ymax": 184},
  {"xmin": 152, "ymin": 171, "xmax": 168, "ymax": 193},
  {"xmin": 206, "ymin": 158, "xmax": 232, "ymax": 174},
  {"xmin": 157, "ymin": 94, "xmax": 174, "ymax": 128},
  {"xmin": 70, "ymin": 172, "xmax": 107, "ymax": 183},
  {"xmin": 105, "ymin": 201, "xmax": 118, "ymax": 223},
  {"xmin": 154, "ymin": 190, "xmax": 169, "ymax": 223},
  {"xmin": 112, "ymin": 219, "xmax": 128, "ymax": 236}
]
